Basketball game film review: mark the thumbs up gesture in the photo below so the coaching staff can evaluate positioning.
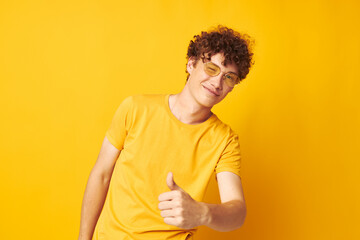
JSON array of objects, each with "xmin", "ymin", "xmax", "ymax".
[{"xmin": 158, "ymin": 172, "xmax": 209, "ymax": 229}]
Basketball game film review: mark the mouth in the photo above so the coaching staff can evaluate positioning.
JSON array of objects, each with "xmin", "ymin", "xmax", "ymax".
[{"xmin": 202, "ymin": 85, "xmax": 220, "ymax": 96}]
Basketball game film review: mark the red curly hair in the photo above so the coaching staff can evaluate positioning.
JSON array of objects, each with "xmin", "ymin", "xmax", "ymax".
[{"xmin": 186, "ymin": 25, "xmax": 255, "ymax": 82}]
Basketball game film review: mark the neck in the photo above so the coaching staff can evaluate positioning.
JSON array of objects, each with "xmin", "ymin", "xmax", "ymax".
[{"xmin": 169, "ymin": 86, "xmax": 213, "ymax": 125}]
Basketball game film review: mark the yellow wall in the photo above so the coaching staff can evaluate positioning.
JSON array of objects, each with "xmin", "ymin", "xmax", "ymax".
[{"xmin": 1, "ymin": 0, "xmax": 359, "ymax": 239}]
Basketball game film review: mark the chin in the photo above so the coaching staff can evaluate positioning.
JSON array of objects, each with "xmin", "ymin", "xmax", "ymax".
[{"xmin": 199, "ymin": 96, "xmax": 220, "ymax": 108}]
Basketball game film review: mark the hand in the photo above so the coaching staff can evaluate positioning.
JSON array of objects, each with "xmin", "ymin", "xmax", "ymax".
[{"xmin": 158, "ymin": 172, "xmax": 208, "ymax": 229}]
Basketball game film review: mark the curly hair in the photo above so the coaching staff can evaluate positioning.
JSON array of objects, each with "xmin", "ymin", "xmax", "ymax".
[{"xmin": 186, "ymin": 25, "xmax": 255, "ymax": 82}]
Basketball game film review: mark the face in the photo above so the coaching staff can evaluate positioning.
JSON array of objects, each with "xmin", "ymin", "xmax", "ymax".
[{"xmin": 186, "ymin": 53, "xmax": 239, "ymax": 108}]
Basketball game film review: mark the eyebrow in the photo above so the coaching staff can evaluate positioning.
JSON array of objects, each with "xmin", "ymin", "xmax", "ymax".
[{"xmin": 207, "ymin": 62, "xmax": 239, "ymax": 76}]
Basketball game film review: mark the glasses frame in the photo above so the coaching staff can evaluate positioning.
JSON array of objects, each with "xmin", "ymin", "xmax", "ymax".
[{"xmin": 203, "ymin": 61, "xmax": 240, "ymax": 88}]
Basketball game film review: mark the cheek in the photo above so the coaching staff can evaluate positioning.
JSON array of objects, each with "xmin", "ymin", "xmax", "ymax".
[{"xmin": 222, "ymin": 87, "xmax": 233, "ymax": 96}]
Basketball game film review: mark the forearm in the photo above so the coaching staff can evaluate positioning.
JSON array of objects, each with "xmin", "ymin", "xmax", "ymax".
[
  {"xmin": 78, "ymin": 170, "xmax": 111, "ymax": 240},
  {"xmin": 201, "ymin": 200, "xmax": 246, "ymax": 232}
]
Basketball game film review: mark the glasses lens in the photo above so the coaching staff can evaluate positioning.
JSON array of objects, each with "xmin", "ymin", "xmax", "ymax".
[
  {"xmin": 223, "ymin": 73, "xmax": 240, "ymax": 87},
  {"xmin": 204, "ymin": 62, "xmax": 220, "ymax": 76},
  {"xmin": 204, "ymin": 62, "xmax": 240, "ymax": 87}
]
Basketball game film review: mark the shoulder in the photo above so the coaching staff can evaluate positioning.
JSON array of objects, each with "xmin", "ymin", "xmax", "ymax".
[
  {"xmin": 118, "ymin": 94, "xmax": 168, "ymax": 120},
  {"xmin": 210, "ymin": 115, "xmax": 240, "ymax": 144},
  {"xmin": 212, "ymin": 115, "xmax": 237, "ymax": 136}
]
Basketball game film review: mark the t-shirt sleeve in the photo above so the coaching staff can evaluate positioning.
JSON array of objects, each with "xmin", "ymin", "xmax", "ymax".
[
  {"xmin": 214, "ymin": 132, "xmax": 242, "ymax": 181},
  {"xmin": 105, "ymin": 96, "xmax": 133, "ymax": 151}
]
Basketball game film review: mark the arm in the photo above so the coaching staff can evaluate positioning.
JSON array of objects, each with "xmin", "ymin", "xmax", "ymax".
[
  {"xmin": 158, "ymin": 171, "xmax": 246, "ymax": 232},
  {"xmin": 78, "ymin": 136, "xmax": 121, "ymax": 240},
  {"xmin": 202, "ymin": 171, "xmax": 246, "ymax": 232}
]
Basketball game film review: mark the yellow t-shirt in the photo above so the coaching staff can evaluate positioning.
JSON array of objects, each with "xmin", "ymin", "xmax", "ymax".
[{"xmin": 92, "ymin": 94, "xmax": 242, "ymax": 240}]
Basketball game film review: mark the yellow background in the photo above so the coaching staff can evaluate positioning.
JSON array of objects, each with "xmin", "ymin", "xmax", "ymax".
[{"xmin": 1, "ymin": 0, "xmax": 359, "ymax": 239}]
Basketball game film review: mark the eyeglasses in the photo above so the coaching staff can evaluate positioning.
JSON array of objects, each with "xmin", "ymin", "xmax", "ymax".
[{"xmin": 203, "ymin": 62, "xmax": 240, "ymax": 87}]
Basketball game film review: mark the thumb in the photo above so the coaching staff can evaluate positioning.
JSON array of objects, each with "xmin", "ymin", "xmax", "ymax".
[{"xmin": 166, "ymin": 172, "xmax": 183, "ymax": 191}]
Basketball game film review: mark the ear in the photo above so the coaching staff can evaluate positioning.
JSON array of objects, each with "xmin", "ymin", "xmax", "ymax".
[{"xmin": 187, "ymin": 57, "xmax": 196, "ymax": 74}]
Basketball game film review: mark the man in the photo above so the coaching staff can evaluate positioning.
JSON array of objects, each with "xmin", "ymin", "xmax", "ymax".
[{"xmin": 78, "ymin": 25, "xmax": 254, "ymax": 240}]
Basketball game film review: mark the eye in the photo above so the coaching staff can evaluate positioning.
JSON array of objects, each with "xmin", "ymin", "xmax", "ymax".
[
  {"xmin": 204, "ymin": 63, "xmax": 220, "ymax": 75},
  {"xmin": 223, "ymin": 74, "xmax": 235, "ymax": 81},
  {"xmin": 223, "ymin": 73, "xmax": 240, "ymax": 87}
]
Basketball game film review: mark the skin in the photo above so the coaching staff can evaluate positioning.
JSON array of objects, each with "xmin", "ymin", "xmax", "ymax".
[
  {"xmin": 158, "ymin": 172, "xmax": 206, "ymax": 229},
  {"xmin": 158, "ymin": 53, "xmax": 244, "ymax": 230},
  {"xmin": 167, "ymin": 52, "xmax": 238, "ymax": 125},
  {"xmin": 78, "ymin": 53, "xmax": 245, "ymax": 240}
]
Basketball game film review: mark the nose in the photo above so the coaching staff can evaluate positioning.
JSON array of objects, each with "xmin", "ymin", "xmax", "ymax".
[{"xmin": 209, "ymin": 74, "xmax": 223, "ymax": 90}]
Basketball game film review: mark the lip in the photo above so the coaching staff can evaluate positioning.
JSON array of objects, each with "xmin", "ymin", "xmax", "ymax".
[{"xmin": 202, "ymin": 85, "xmax": 220, "ymax": 96}]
